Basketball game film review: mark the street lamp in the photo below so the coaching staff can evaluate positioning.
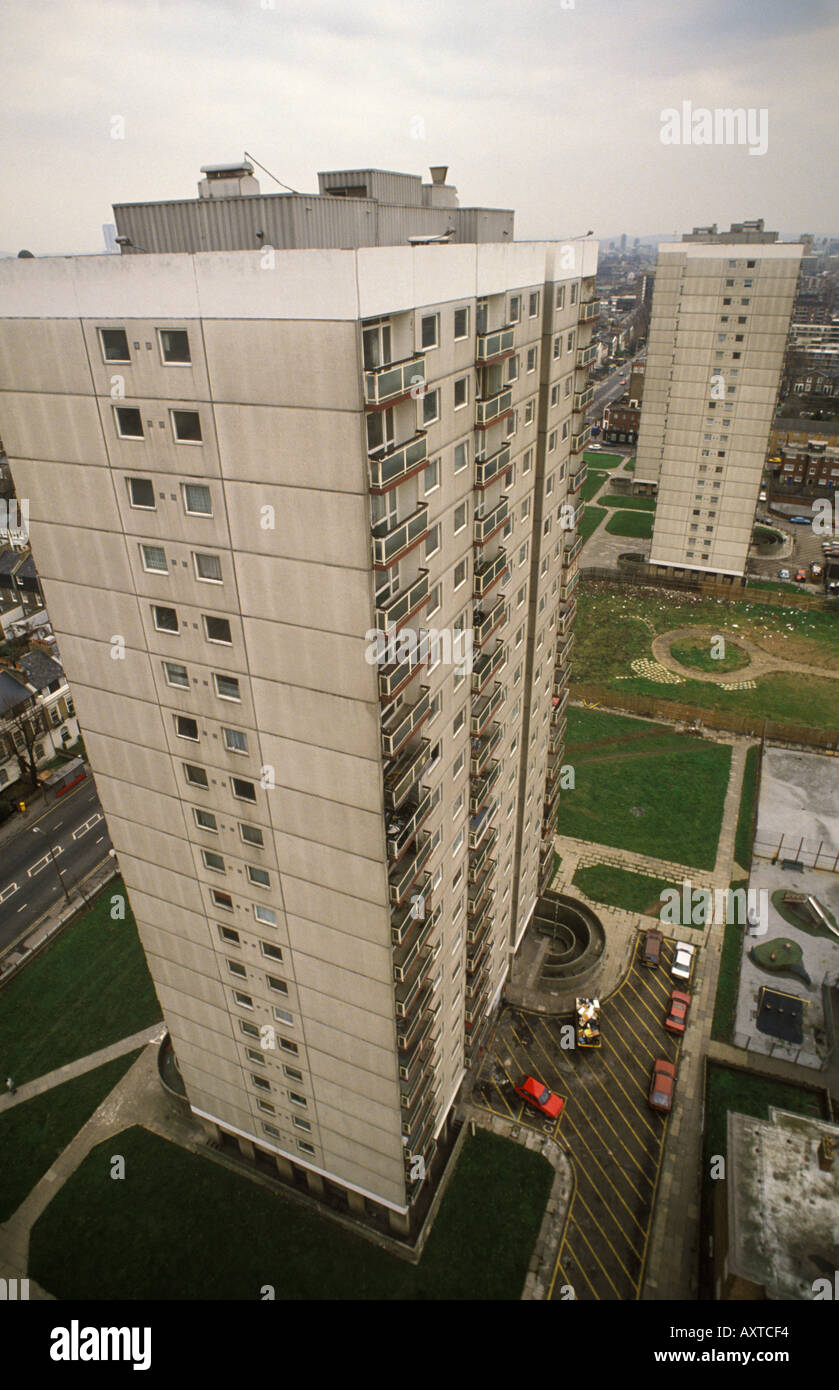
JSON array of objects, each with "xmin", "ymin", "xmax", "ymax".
[{"xmin": 32, "ymin": 826, "xmax": 71, "ymax": 904}]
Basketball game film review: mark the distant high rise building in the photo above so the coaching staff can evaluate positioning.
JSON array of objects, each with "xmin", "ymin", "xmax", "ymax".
[
  {"xmin": 0, "ymin": 164, "xmax": 598, "ymax": 1232},
  {"xmin": 635, "ymin": 221, "xmax": 802, "ymax": 578},
  {"xmin": 620, "ymin": 234, "xmax": 627, "ymax": 253}
]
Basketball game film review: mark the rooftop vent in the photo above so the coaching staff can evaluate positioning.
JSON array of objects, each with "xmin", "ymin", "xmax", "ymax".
[
  {"xmin": 429, "ymin": 166, "xmax": 449, "ymax": 185},
  {"xmin": 198, "ymin": 163, "xmax": 260, "ymax": 199}
]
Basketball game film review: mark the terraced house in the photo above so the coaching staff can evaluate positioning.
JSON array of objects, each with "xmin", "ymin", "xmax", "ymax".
[{"xmin": 0, "ymin": 163, "xmax": 597, "ymax": 1231}]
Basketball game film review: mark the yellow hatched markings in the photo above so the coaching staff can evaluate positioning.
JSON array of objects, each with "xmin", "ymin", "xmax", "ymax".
[
  {"xmin": 633, "ymin": 1090, "xmax": 673, "ymax": 1296},
  {"xmin": 559, "ymin": 1108, "xmax": 649, "ymax": 1227},
  {"xmin": 590, "ymin": 1051, "xmax": 661, "ymax": 1144},
  {"xmin": 564, "ymin": 1211, "xmax": 624, "ymax": 1299},
  {"xmin": 548, "ymin": 1141, "xmax": 579, "ymax": 1300},
  {"xmin": 614, "ymin": 985, "xmax": 669, "ymax": 1049},
  {"xmin": 483, "ymin": 1048, "xmax": 519, "ymax": 1119},
  {"xmin": 593, "ymin": 1023, "xmax": 656, "ymax": 1102},
  {"xmin": 566, "ymin": 1063, "xmax": 655, "ymax": 1187},
  {"xmin": 633, "ymin": 960, "xmax": 675, "ymax": 1008},
  {"xmin": 558, "ymin": 1239, "xmax": 601, "ymax": 1301},
  {"xmin": 570, "ymin": 1183, "xmax": 639, "ymax": 1289},
  {"xmin": 495, "ymin": 1053, "xmax": 528, "ymax": 1121}
]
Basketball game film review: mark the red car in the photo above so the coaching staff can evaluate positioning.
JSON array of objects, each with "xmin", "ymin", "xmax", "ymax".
[
  {"xmin": 664, "ymin": 989, "xmax": 691, "ymax": 1035},
  {"xmin": 648, "ymin": 1059, "xmax": 676, "ymax": 1113},
  {"xmin": 514, "ymin": 1074, "xmax": 564, "ymax": 1119},
  {"xmin": 795, "ymin": 568, "xmax": 808, "ymax": 583}
]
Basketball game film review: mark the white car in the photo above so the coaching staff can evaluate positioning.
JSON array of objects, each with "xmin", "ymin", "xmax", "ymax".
[{"xmin": 671, "ymin": 942, "xmax": 696, "ymax": 982}]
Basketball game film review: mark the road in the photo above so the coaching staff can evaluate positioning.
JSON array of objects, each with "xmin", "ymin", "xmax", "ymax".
[
  {"xmin": 0, "ymin": 779, "xmax": 112, "ymax": 954},
  {"xmin": 589, "ymin": 351, "xmax": 645, "ymax": 419}
]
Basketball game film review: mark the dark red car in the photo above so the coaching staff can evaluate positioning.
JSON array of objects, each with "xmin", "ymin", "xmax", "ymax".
[
  {"xmin": 648, "ymin": 1059, "xmax": 676, "ymax": 1113},
  {"xmin": 514, "ymin": 1074, "xmax": 564, "ymax": 1119},
  {"xmin": 664, "ymin": 990, "xmax": 691, "ymax": 1035},
  {"xmin": 641, "ymin": 928, "xmax": 663, "ymax": 967}
]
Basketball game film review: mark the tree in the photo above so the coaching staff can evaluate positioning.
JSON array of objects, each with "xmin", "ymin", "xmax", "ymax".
[{"xmin": 3, "ymin": 696, "xmax": 49, "ymax": 789}]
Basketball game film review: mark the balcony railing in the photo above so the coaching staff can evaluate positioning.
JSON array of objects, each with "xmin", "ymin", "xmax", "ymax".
[
  {"xmin": 394, "ymin": 949, "xmax": 434, "ymax": 1019},
  {"xmin": 556, "ymin": 632, "xmax": 575, "ymax": 666},
  {"xmin": 467, "ymin": 935, "xmax": 491, "ymax": 979},
  {"xmin": 571, "ymin": 426, "xmax": 591, "ymax": 454},
  {"xmin": 467, "ymin": 894, "xmax": 493, "ymax": 944},
  {"xmin": 375, "ymin": 569, "xmax": 429, "ymax": 636},
  {"xmin": 378, "ymin": 652, "xmax": 424, "ymax": 704},
  {"xmin": 472, "ymin": 640, "xmax": 506, "ymax": 694},
  {"xmin": 392, "ymin": 903, "xmax": 439, "ymax": 980},
  {"xmin": 468, "ymin": 828, "xmax": 498, "ymax": 883},
  {"xmin": 388, "ymin": 829, "xmax": 432, "ymax": 906},
  {"xmin": 364, "ymin": 353, "xmax": 425, "ymax": 407},
  {"xmin": 553, "ymin": 667, "xmax": 570, "ymax": 699},
  {"xmin": 553, "ymin": 686, "xmax": 570, "ymax": 719},
  {"xmin": 576, "ymin": 344, "xmax": 597, "ymax": 369},
  {"xmin": 474, "ymin": 442, "xmax": 511, "ymax": 490},
  {"xmin": 470, "ymin": 722, "xmax": 502, "ymax": 776},
  {"xmin": 466, "ymin": 957, "xmax": 490, "ymax": 999},
  {"xmin": 468, "ymin": 799, "xmax": 498, "ymax": 852},
  {"xmin": 385, "ymin": 739, "xmax": 429, "ymax": 811},
  {"xmin": 465, "ymin": 981, "xmax": 490, "ymax": 1027},
  {"xmin": 568, "ymin": 463, "xmax": 587, "ymax": 495},
  {"xmin": 386, "ymin": 788, "xmax": 432, "ymax": 862},
  {"xmin": 573, "ymin": 386, "xmax": 594, "ymax": 413},
  {"xmin": 372, "ymin": 503, "xmax": 429, "ymax": 570},
  {"xmin": 475, "ymin": 388, "xmax": 513, "ymax": 429},
  {"xmin": 544, "ymin": 777, "xmax": 561, "ymax": 820},
  {"xmin": 473, "ymin": 549, "xmax": 508, "ymax": 600},
  {"xmin": 473, "ymin": 596, "xmax": 507, "ymax": 647},
  {"xmin": 563, "ymin": 536, "xmax": 582, "ymax": 567},
  {"xmin": 549, "ymin": 718, "xmax": 567, "ymax": 754},
  {"xmin": 397, "ymin": 987, "xmax": 435, "ymax": 1054},
  {"xmin": 567, "ymin": 501, "xmax": 585, "ymax": 531},
  {"xmin": 381, "ymin": 688, "xmax": 430, "ymax": 759},
  {"xmin": 469, "ymin": 758, "xmax": 501, "ymax": 815},
  {"xmin": 468, "ymin": 861, "xmax": 494, "ymax": 917},
  {"xmin": 579, "ymin": 299, "xmax": 601, "ymax": 322},
  {"xmin": 391, "ymin": 871, "xmax": 432, "ymax": 942},
  {"xmin": 368, "ymin": 432, "xmax": 428, "ymax": 492},
  {"xmin": 556, "ymin": 601, "xmax": 575, "ymax": 636},
  {"xmin": 470, "ymin": 681, "xmax": 504, "ymax": 737},
  {"xmin": 475, "ymin": 328, "xmax": 515, "ymax": 363},
  {"xmin": 561, "ymin": 568, "xmax": 580, "ymax": 603},
  {"xmin": 473, "ymin": 496, "xmax": 509, "ymax": 546}
]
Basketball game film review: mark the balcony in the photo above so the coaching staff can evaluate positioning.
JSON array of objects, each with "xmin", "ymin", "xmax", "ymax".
[
  {"xmin": 473, "ymin": 549, "xmax": 508, "ymax": 601},
  {"xmin": 394, "ymin": 949, "xmax": 434, "ymax": 1018},
  {"xmin": 573, "ymin": 386, "xmax": 594, "ymax": 413},
  {"xmin": 467, "ymin": 890, "xmax": 493, "ymax": 941},
  {"xmin": 469, "ymin": 828, "xmax": 498, "ymax": 883},
  {"xmin": 385, "ymin": 740, "xmax": 429, "ymax": 811},
  {"xmin": 368, "ymin": 432, "xmax": 428, "ymax": 493},
  {"xmin": 544, "ymin": 777, "xmax": 561, "ymax": 821},
  {"xmin": 469, "ymin": 758, "xmax": 501, "ymax": 815},
  {"xmin": 465, "ymin": 980, "xmax": 490, "ymax": 1028},
  {"xmin": 472, "ymin": 596, "xmax": 507, "ymax": 647},
  {"xmin": 472, "ymin": 640, "xmax": 506, "ymax": 694},
  {"xmin": 473, "ymin": 496, "xmax": 509, "ymax": 547},
  {"xmin": 375, "ymin": 569, "xmax": 429, "ymax": 636},
  {"xmin": 579, "ymin": 299, "xmax": 601, "ymax": 322},
  {"xmin": 566, "ymin": 501, "xmax": 585, "ymax": 531},
  {"xmin": 391, "ymin": 871, "xmax": 431, "ymax": 942},
  {"xmin": 364, "ymin": 353, "xmax": 425, "ymax": 408},
  {"xmin": 576, "ymin": 344, "xmax": 597, "ymax": 369},
  {"xmin": 563, "ymin": 536, "xmax": 582, "ymax": 567},
  {"xmin": 470, "ymin": 681, "xmax": 504, "ymax": 737},
  {"xmin": 372, "ymin": 503, "xmax": 429, "ymax": 570},
  {"xmin": 403, "ymin": 1092, "xmax": 438, "ymax": 1153},
  {"xmin": 475, "ymin": 388, "xmax": 513, "ymax": 430},
  {"xmin": 386, "ymin": 788, "xmax": 432, "ymax": 862},
  {"xmin": 571, "ymin": 425, "xmax": 591, "ymax": 454},
  {"xmin": 556, "ymin": 632, "xmax": 575, "ymax": 666},
  {"xmin": 468, "ymin": 799, "xmax": 498, "ymax": 852},
  {"xmin": 381, "ymin": 688, "xmax": 430, "ymax": 759},
  {"xmin": 468, "ymin": 860, "xmax": 494, "ymax": 917},
  {"xmin": 378, "ymin": 652, "xmax": 424, "ymax": 705},
  {"xmin": 556, "ymin": 601, "xmax": 575, "ymax": 637},
  {"xmin": 549, "ymin": 716, "xmax": 567, "ymax": 753},
  {"xmin": 546, "ymin": 747, "xmax": 563, "ymax": 788},
  {"xmin": 393, "ymin": 903, "xmax": 439, "ymax": 981},
  {"xmin": 553, "ymin": 665, "xmax": 570, "ymax": 698},
  {"xmin": 539, "ymin": 851, "xmax": 556, "ymax": 897},
  {"xmin": 560, "ymin": 568, "xmax": 580, "ymax": 603},
  {"xmin": 397, "ymin": 987, "xmax": 435, "ymax": 1053},
  {"xmin": 553, "ymin": 686, "xmax": 571, "ymax": 719},
  {"xmin": 388, "ymin": 830, "xmax": 432, "ymax": 906},
  {"xmin": 466, "ymin": 956, "xmax": 490, "ymax": 999},
  {"xmin": 470, "ymin": 722, "xmax": 502, "ymax": 776},
  {"xmin": 400, "ymin": 1053, "xmax": 436, "ymax": 1112},
  {"xmin": 474, "ymin": 442, "xmax": 511, "ymax": 490},
  {"xmin": 568, "ymin": 463, "xmax": 587, "ymax": 496},
  {"xmin": 475, "ymin": 328, "xmax": 515, "ymax": 363}
]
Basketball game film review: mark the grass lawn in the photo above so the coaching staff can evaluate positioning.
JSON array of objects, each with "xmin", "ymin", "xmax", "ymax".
[
  {"xmin": 0, "ymin": 879, "xmax": 162, "ymax": 1085},
  {"xmin": 599, "ymin": 493, "xmax": 657, "ymax": 512},
  {"xmin": 604, "ymin": 510, "xmax": 654, "ymax": 540},
  {"xmin": 556, "ymin": 707, "xmax": 731, "ymax": 869},
  {"xmin": 733, "ymin": 745, "xmax": 760, "ymax": 869},
  {"xmin": 623, "ymin": 456, "xmax": 635, "ymax": 471},
  {"xmin": 710, "ymin": 880, "xmax": 747, "ymax": 1043},
  {"xmin": 770, "ymin": 890, "xmax": 838, "ymax": 940},
  {"xmin": 584, "ymin": 450, "xmax": 623, "ymax": 469},
  {"xmin": 745, "ymin": 578, "xmax": 805, "ymax": 595},
  {"xmin": 0, "ymin": 1050, "xmax": 142, "ymax": 1222},
  {"xmin": 670, "ymin": 640, "xmax": 750, "ymax": 675},
  {"xmin": 30, "ymin": 1125, "xmax": 554, "ymax": 1301},
  {"xmin": 704, "ymin": 1062, "xmax": 825, "ymax": 1162},
  {"xmin": 750, "ymin": 938, "xmax": 810, "ymax": 987},
  {"xmin": 580, "ymin": 469, "xmax": 608, "ymax": 502},
  {"xmin": 572, "ymin": 863, "xmax": 683, "ymax": 918},
  {"xmin": 578, "ymin": 505, "xmax": 607, "ymax": 545},
  {"xmin": 753, "ymin": 527, "xmax": 785, "ymax": 545}
]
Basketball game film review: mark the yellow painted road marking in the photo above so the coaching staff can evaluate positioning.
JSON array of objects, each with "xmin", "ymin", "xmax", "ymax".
[
  {"xmin": 572, "ymin": 1055, "xmax": 658, "ymax": 1172},
  {"xmin": 613, "ymin": 987, "xmax": 667, "ymax": 1051},
  {"xmin": 571, "ymin": 1185, "xmax": 639, "ymax": 1287},
  {"xmin": 592, "ymin": 1052, "xmax": 660, "ymax": 1142},
  {"xmin": 565, "ymin": 1213, "xmax": 623, "ymax": 1299},
  {"xmin": 560, "ymin": 1109, "xmax": 649, "ymax": 1228}
]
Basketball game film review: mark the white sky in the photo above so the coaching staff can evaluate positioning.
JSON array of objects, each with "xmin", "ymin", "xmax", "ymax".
[{"xmin": 1, "ymin": 0, "xmax": 837, "ymax": 254}]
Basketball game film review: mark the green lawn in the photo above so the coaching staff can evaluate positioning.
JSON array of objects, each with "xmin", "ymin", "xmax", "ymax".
[
  {"xmin": 623, "ymin": 456, "xmax": 636, "ymax": 471},
  {"xmin": 604, "ymin": 510, "xmax": 654, "ymax": 540},
  {"xmin": 733, "ymin": 746, "xmax": 760, "ymax": 869},
  {"xmin": 572, "ymin": 863, "xmax": 684, "ymax": 918},
  {"xmin": 752, "ymin": 527, "xmax": 785, "ymax": 546},
  {"xmin": 584, "ymin": 450, "xmax": 623, "ymax": 469},
  {"xmin": 670, "ymin": 640, "xmax": 750, "ymax": 675},
  {"xmin": 0, "ymin": 1051, "xmax": 142, "ymax": 1221},
  {"xmin": 599, "ymin": 493, "xmax": 657, "ymax": 512},
  {"xmin": 0, "ymin": 879, "xmax": 162, "ymax": 1085},
  {"xmin": 556, "ymin": 707, "xmax": 731, "ymax": 869},
  {"xmin": 710, "ymin": 880, "xmax": 747, "ymax": 1043},
  {"xmin": 770, "ymin": 890, "xmax": 838, "ymax": 940},
  {"xmin": 30, "ymin": 1125, "xmax": 554, "ymax": 1301},
  {"xmin": 578, "ymin": 505, "xmax": 607, "ymax": 545},
  {"xmin": 704, "ymin": 1063, "xmax": 825, "ymax": 1162},
  {"xmin": 580, "ymin": 469, "xmax": 608, "ymax": 502}
]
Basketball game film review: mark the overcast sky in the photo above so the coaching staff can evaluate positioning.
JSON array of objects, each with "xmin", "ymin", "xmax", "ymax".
[{"xmin": 2, "ymin": 0, "xmax": 837, "ymax": 254}]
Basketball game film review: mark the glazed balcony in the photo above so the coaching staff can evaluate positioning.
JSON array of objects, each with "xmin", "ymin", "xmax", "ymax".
[
  {"xmin": 579, "ymin": 299, "xmax": 601, "ymax": 322},
  {"xmin": 475, "ymin": 327, "xmax": 515, "ymax": 364},
  {"xmin": 372, "ymin": 503, "xmax": 429, "ymax": 571},
  {"xmin": 470, "ymin": 682, "xmax": 504, "ymax": 737},
  {"xmin": 473, "ymin": 549, "xmax": 508, "ymax": 601},
  {"xmin": 469, "ymin": 758, "xmax": 501, "ymax": 816},
  {"xmin": 472, "ymin": 640, "xmax": 506, "ymax": 695},
  {"xmin": 475, "ymin": 388, "xmax": 513, "ymax": 430},
  {"xmin": 375, "ymin": 569, "xmax": 429, "ymax": 637},
  {"xmin": 576, "ymin": 344, "xmax": 597, "ymax": 369},
  {"xmin": 364, "ymin": 353, "xmax": 425, "ymax": 408},
  {"xmin": 571, "ymin": 425, "xmax": 591, "ymax": 454},
  {"xmin": 388, "ymin": 830, "xmax": 432, "ymax": 906},
  {"xmin": 368, "ymin": 431, "xmax": 428, "ymax": 493},
  {"xmin": 385, "ymin": 740, "xmax": 429, "ymax": 811},
  {"xmin": 473, "ymin": 496, "xmax": 509, "ymax": 546},
  {"xmin": 381, "ymin": 688, "xmax": 430, "ymax": 759},
  {"xmin": 560, "ymin": 568, "xmax": 580, "ymax": 603},
  {"xmin": 474, "ymin": 442, "xmax": 511, "ymax": 490},
  {"xmin": 472, "ymin": 596, "xmax": 507, "ymax": 647},
  {"xmin": 573, "ymin": 385, "xmax": 594, "ymax": 413},
  {"xmin": 378, "ymin": 653, "xmax": 424, "ymax": 706},
  {"xmin": 386, "ymin": 788, "xmax": 432, "ymax": 863},
  {"xmin": 390, "ymin": 871, "xmax": 432, "ymax": 942},
  {"xmin": 469, "ymin": 828, "xmax": 498, "ymax": 883},
  {"xmin": 470, "ymin": 722, "xmax": 502, "ymax": 776},
  {"xmin": 563, "ymin": 535, "xmax": 582, "ymax": 566},
  {"xmin": 468, "ymin": 799, "xmax": 498, "ymax": 852},
  {"xmin": 568, "ymin": 463, "xmax": 588, "ymax": 495}
]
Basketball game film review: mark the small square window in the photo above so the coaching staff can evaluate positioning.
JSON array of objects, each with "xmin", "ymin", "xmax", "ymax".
[
  {"xmin": 127, "ymin": 477, "xmax": 156, "ymax": 509},
  {"xmin": 214, "ymin": 673, "xmax": 241, "ymax": 701},
  {"xmin": 175, "ymin": 714, "xmax": 199, "ymax": 741},
  {"xmin": 183, "ymin": 483, "xmax": 212, "ymax": 516},
  {"xmin": 248, "ymin": 865, "xmax": 270, "ymax": 887},
  {"xmin": 184, "ymin": 763, "xmax": 208, "ymax": 788},
  {"xmin": 114, "ymin": 406, "xmax": 143, "ymax": 439},
  {"xmin": 196, "ymin": 809, "xmax": 218, "ymax": 832},
  {"xmin": 254, "ymin": 904, "xmax": 277, "ymax": 926},
  {"xmin": 421, "ymin": 314, "xmax": 439, "ymax": 349},
  {"xmin": 99, "ymin": 328, "xmax": 130, "ymax": 363},
  {"xmin": 140, "ymin": 543, "xmax": 167, "ymax": 573},
  {"xmin": 223, "ymin": 727, "xmax": 248, "ymax": 755},
  {"xmin": 164, "ymin": 661, "xmax": 189, "ymax": 688},
  {"xmin": 232, "ymin": 777, "xmax": 257, "ymax": 802},
  {"xmin": 171, "ymin": 409, "xmax": 202, "ymax": 443},
  {"xmin": 152, "ymin": 605, "xmax": 179, "ymax": 633},
  {"xmin": 260, "ymin": 940, "xmax": 283, "ymax": 962},
  {"xmin": 212, "ymin": 889, "xmax": 233, "ymax": 910},
  {"xmin": 159, "ymin": 328, "xmax": 191, "ymax": 364},
  {"xmin": 240, "ymin": 823, "xmax": 264, "ymax": 847},
  {"xmin": 204, "ymin": 615, "xmax": 232, "ymax": 644},
  {"xmin": 233, "ymin": 991, "xmax": 253, "ymax": 1009},
  {"xmin": 203, "ymin": 849, "xmax": 225, "ymax": 873},
  {"xmin": 194, "ymin": 552, "xmax": 223, "ymax": 582}
]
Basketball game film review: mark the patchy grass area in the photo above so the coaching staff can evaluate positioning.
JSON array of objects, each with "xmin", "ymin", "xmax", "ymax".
[
  {"xmin": 710, "ymin": 882, "xmax": 748, "ymax": 1044},
  {"xmin": 0, "ymin": 1051, "xmax": 142, "ymax": 1222},
  {"xmin": 584, "ymin": 450, "xmax": 623, "ymax": 469},
  {"xmin": 599, "ymin": 493, "xmax": 657, "ymax": 512},
  {"xmin": 0, "ymin": 879, "xmax": 161, "ymax": 1085},
  {"xmin": 556, "ymin": 706, "xmax": 730, "ymax": 869},
  {"xmin": 733, "ymin": 746, "xmax": 760, "ymax": 870},
  {"xmin": 704, "ymin": 1063, "xmax": 825, "ymax": 1162},
  {"xmin": 573, "ymin": 863, "xmax": 683, "ymax": 918},
  {"xmin": 770, "ymin": 890, "xmax": 838, "ymax": 940},
  {"xmin": 30, "ymin": 1125, "xmax": 553, "ymax": 1301},
  {"xmin": 670, "ymin": 640, "xmax": 750, "ymax": 675},
  {"xmin": 623, "ymin": 456, "xmax": 636, "ymax": 471},
  {"xmin": 581, "ymin": 469, "xmax": 608, "ymax": 502},
  {"xmin": 604, "ymin": 510, "xmax": 654, "ymax": 540},
  {"xmin": 578, "ymin": 505, "xmax": 607, "ymax": 546}
]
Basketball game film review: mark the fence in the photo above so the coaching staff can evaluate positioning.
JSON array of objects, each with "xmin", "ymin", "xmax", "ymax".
[
  {"xmin": 751, "ymin": 834, "xmax": 839, "ymax": 874},
  {"xmin": 569, "ymin": 681, "xmax": 839, "ymax": 752},
  {"xmin": 580, "ymin": 565, "xmax": 839, "ymax": 613}
]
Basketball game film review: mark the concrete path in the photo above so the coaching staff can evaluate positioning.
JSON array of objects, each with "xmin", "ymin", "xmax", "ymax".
[
  {"xmin": 652, "ymin": 625, "xmax": 839, "ymax": 687},
  {"xmin": 0, "ymin": 1024, "xmax": 164, "ymax": 1113}
]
